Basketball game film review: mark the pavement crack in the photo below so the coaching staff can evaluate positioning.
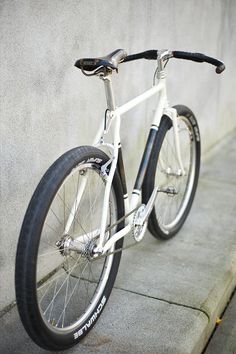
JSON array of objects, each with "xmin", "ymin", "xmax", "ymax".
[
  {"xmin": 114, "ymin": 286, "xmax": 210, "ymax": 321},
  {"xmin": 0, "ymin": 300, "xmax": 16, "ymax": 319}
]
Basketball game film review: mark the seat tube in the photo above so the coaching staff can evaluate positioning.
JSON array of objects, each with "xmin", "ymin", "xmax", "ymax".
[{"xmin": 96, "ymin": 74, "xmax": 121, "ymax": 251}]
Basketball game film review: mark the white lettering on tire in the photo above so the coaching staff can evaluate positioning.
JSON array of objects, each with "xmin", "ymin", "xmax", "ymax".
[{"xmin": 73, "ymin": 296, "xmax": 107, "ymax": 340}]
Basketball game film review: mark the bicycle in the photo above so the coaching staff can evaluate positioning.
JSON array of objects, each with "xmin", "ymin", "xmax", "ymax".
[{"xmin": 15, "ymin": 48, "xmax": 225, "ymax": 350}]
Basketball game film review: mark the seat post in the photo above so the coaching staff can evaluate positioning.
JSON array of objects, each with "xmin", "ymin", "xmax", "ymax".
[{"xmin": 101, "ymin": 74, "xmax": 116, "ymax": 111}]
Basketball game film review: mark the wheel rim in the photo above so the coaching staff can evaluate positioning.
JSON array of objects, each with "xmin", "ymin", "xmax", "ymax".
[
  {"xmin": 154, "ymin": 116, "xmax": 196, "ymax": 233},
  {"xmin": 35, "ymin": 163, "xmax": 117, "ymax": 332}
]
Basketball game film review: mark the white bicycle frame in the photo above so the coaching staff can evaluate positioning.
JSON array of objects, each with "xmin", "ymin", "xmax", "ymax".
[{"xmin": 64, "ymin": 57, "xmax": 185, "ymax": 255}]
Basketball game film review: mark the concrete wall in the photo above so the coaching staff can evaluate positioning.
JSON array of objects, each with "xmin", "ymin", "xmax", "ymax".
[{"xmin": 0, "ymin": 0, "xmax": 236, "ymax": 311}]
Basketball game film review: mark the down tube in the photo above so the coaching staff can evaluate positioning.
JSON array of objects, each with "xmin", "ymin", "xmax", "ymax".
[
  {"xmin": 133, "ymin": 126, "xmax": 159, "ymax": 191},
  {"xmin": 117, "ymin": 146, "xmax": 128, "ymax": 197},
  {"xmin": 133, "ymin": 89, "xmax": 167, "ymax": 192}
]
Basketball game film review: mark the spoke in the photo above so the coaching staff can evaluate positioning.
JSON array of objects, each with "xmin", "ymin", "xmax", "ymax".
[
  {"xmin": 162, "ymin": 195, "xmax": 171, "ymax": 225},
  {"xmin": 45, "ymin": 222, "xmax": 61, "ymax": 237},
  {"xmin": 49, "ymin": 207, "xmax": 64, "ymax": 227},
  {"xmin": 56, "ymin": 192, "xmax": 91, "ymax": 243},
  {"xmin": 85, "ymin": 177, "xmax": 104, "ymax": 227},
  {"xmin": 55, "ymin": 261, "xmax": 90, "ymax": 327},
  {"xmin": 48, "ymin": 277, "xmax": 59, "ymax": 323},
  {"xmin": 75, "ymin": 175, "xmax": 104, "ymax": 244},
  {"xmin": 41, "ymin": 238, "xmax": 57, "ymax": 249},
  {"xmin": 62, "ymin": 265, "xmax": 70, "ymax": 328},
  {"xmin": 39, "ymin": 254, "xmax": 86, "ymax": 307},
  {"xmin": 56, "ymin": 193, "xmax": 81, "ymax": 230},
  {"xmin": 165, "ymin": 137, "xmax": 177, "ymax": 164},
  {"xmin": 42, "ymin": 254, "xmax": 83, "ymax": 316},
  {"xmin": 82, "ymin": 263, "xmax": 93, "ymax": 310},
  {"xmin": 38, "ymin": 249, "xmax": 62, "ymax": 257}
]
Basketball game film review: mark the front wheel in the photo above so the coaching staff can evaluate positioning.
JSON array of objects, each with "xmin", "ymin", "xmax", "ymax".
[
  {"xmin": 15, "ymin": 146, "xmax": 124, "ymax": 350},
  {"xmin": 143, "ymin": 105, "xmax": 201, "ymax": 239}
]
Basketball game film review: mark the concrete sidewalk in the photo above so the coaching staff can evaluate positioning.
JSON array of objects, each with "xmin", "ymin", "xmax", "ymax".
[
  {"xmin": 0, "ymin": 132, "xmax": 235, "ymax": 354},
  {"xmin": 205, "ymin": 289, "xmax": 236, "ymax": 353}
]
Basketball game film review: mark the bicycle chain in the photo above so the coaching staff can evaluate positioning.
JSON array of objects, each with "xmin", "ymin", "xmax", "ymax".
[
  {"xmin": 93, "ymin": 239, "xmax": 140, "ymax": 260},
  {"xmin": 91, "ymin": 206, "xmax": 141, "ymax": 260}
]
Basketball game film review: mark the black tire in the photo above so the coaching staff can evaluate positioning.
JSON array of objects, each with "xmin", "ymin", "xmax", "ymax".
[
  {"xmin": 15, "ymin": 146, "xmax": 124, "ymax": 351},
  {"xmin": 143, "ymin": 105, "xmax": 201, "ymax": 239}
]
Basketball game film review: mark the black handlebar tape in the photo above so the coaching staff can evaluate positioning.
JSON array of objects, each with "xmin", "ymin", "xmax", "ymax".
[
  {"xmin": 123, "ymin": 50, "xmax": 158, "ymax": 62},
  {"xmin": 172, "ymin": 51, "xmax": 205, "ymax": 62},
  {"xmin": 172, "ymin": 51, "xmax": 225, "ymax": 74}
]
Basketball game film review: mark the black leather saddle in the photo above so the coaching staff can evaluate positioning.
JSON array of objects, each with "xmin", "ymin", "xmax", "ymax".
[{"xmin": 75, "ymin": 49, "xmax": 127, "ymax": 72}]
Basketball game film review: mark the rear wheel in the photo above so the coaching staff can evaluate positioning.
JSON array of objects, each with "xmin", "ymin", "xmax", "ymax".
[
  {"xmin": 15, "ymin": 146, "xmax": 124, "ymax": 350},
  {"xmin": 143, "ymin": 105, "xmax": 201, "ymax": 239}
]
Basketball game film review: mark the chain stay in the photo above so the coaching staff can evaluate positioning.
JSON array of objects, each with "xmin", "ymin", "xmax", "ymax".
[
  {"xmin": 92, "ymin": 205, "xmax": 141, "ymax": 259},
  {"xmin": 93, "ymin": 238, "xmax": 140, "ymax": 260}
]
